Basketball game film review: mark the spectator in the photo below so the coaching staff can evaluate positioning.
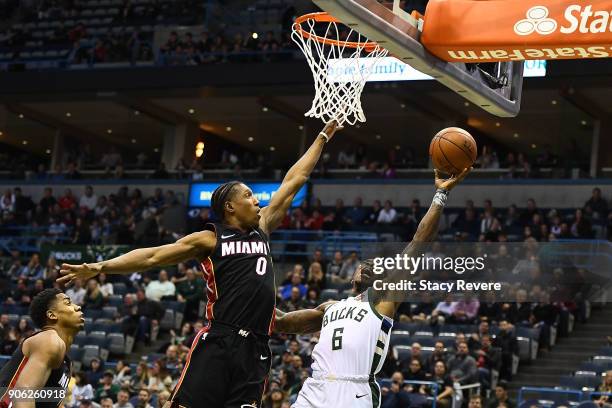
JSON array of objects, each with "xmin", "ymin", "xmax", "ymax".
[
  {"xmin": 571, "ymin": 208, "xmax": 593, "ymax": 238},
  {"xmin": 381, "ymin": 371, "xmax": 411, "ymax": 408},
  {"xmin": 280, "ymin": 272, "xmax": 307, "ymax": 301},
  {"xmin": 72, "ymin": 372, "xmax": 94, "ymax": 408},
  {"xmin": 427, "ymin": 341, "xmax": 449, "ymax": 374},
  {"xmin": 136, "ymin": 388, "xmax": 154, "ymax": 408},
  {"xmin": 21, "ymin": 253, "xmax": 43, "ymax": 281},
  {"xmin": 451, "ymin": 298, "xmax": 480, "ymax": 324},
  {"xmin": 306, "ymin": 262, "xmax": 326, "ymax": 292},
  {"xmin": 84, "ymin": 279, "xmax": 104, "ymax": 310},
  {"xmin": 472, "ymin": 334, "xmax": 500, "ymax": 390},
  {"xmin": 39, "ymin": 187, "xmax": 57, "ymax": 215},
  {"xmin": 326, "ymin": 251, "xmax": 344, "ymax": 279},
  {"xmin": 493, "ymin": 321, "xmax": 518, "ymax": 381},
  {"xmin": 113, "ymin": 360, "xmax": 131, "ymax": 388},
  {"xmin": 157, "ymin": 391, "xmax": 171, "ymax": 408},
  {"xmin": 128, "ymin": 362, "xmax": 149, "ymax": 394},
  {"xmin": 366, "ymin": 200, "xmax": 382, "ymax": 224},
  {"xmin": 86, "ymin": 358, "xmax": 104, "ymax": 387},
  {"xmin": 16, "ymin": 318, "xmax": 34, "ymax": 339},
  {"xmin": 282, "ymin": 286, "xmax": 304, "ymax": 312},
  {"xmin": 148, "ymin": 360, "xmax": 173, "ymax": 393},
  {"xmin": 402, "ymin": 358, "xmax": 427, "ymax": 387},
  {"xmin": 594, "ymin": 370, "xmax": 612, "ymax": 407},
  {"xmin": 469, "ymin": 395, "xmax": 483, "ymax": 408},
  {"xmin": 377, "ymin": 200, "xmax": 397, "ymax": 224},
  {"xmin": 59, "ymin": 188, "xmax": 78, "ymax": 211},
  {"xmin": 338, "ymin": 251, "xmax": 360, "ymax": 282},
  {"xmin": 66, "ymin": 279, "xmax": 86, "ymax": 305},
  {"xmin": 98, "ymin": 273, "xmax": 114, "ymax": 298},
  {"xmin": 114, "ymin": 389, "xmax": 134, "ymax": 408},
  {"xmin": 79, "ymin": 186, "xmax": 98, "ymax": 211},
  {"xmin": 585, "ymin": 187, "xmax": 608, "ymax": 219},
  {"xmin": 133, "ymin": 289, "xmax": 164, "ymax": 345},
  {"xmin": 152, "ymin": 162, "xmax": 169, "ymax": 179},
  {"xmin": 487, "ymin": 382, "xmax": 515, "ymax": 408},
  {"xmin": 145, "ymin": 270, "xmax": 176, "ymax": 301},
  {"xmin": 425, "ymin": 361, "xmax": 454, "ymax": 408},
  {"xmin": 64, "ymin": 162, "xmax": 82, "ymax": 180},
  {"xmin": 447, "ymin": 341, "xmax": 478, "ymax": 384},
  {"xmin": 100, "ymin": 398, "xmax": 114, "ymax": 408},
  {"xmin": 176, "ymin": 268, "xmax": 204, "ymax": 321},
  {"xmin": 48, "ymin": 216, "xmax": 68, "ymax": 239},
  {"xmin": 345, "ymin": 197, "xmax": 368, "ymax": 225}
]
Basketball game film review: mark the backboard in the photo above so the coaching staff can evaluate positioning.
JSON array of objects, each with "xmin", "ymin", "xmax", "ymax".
[{"xmin": 312, "ymin": 0, "xmax": 524, "ymax": 117}]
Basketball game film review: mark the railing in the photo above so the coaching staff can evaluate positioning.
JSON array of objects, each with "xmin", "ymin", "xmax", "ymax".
[
  {"xmin": 518, "ymin": 387, "xmax": 612, "ymax": 406},
  {"xmin": 378, "ymin": 379, "xmax": 441, "ymax": 408}
]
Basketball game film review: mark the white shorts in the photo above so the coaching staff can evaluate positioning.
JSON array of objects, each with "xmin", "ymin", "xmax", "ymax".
[{"xmin": 292, "ymin": 377, "xmax": 381, "ymax": 408}]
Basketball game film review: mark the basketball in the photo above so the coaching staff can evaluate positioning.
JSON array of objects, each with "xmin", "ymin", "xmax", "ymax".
[{"xmin": 429, "ymin": 127, "xmax": 477, "ymax": 175}]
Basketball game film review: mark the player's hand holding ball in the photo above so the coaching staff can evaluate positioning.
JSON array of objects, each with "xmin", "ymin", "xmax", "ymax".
[{"xmin": 430, "ymin": 127, "xmax": 475, "ymax": 191}]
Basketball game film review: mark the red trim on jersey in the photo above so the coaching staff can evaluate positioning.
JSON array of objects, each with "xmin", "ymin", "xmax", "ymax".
[
  {"xmin": 170, "ymin": 325, "xmax": 209, "ymax": 400},
  {"xmin": 267, "ymin": 306, "xmax": 276, "ymax": 336},
  {"xmin": 0, "ymin": 356, "xmax": 28, "ymax": 408},
  {"xmin": 201, "ymin": 257, "xmax": 218, "ymax": 320}
]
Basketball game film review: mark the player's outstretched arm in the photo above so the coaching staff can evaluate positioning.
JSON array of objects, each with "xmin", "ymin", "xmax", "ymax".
[
  {"xmin": 12, "ymin": 332, "xmax": 65, "ymax": 408},
  {"xmin": 274, "ymin": 302, "xmax": 336, "ymax": 334},
  {"xmin": 375, "ymin": 168, "xmax": 471, "ymax": 318},
  {"xmin": 259, "ymin": 120, "xmax": 342, "ymax": 234},
  {"xmin": 58, "ymin": 230, "xmax": 216, "ymax": 285}
]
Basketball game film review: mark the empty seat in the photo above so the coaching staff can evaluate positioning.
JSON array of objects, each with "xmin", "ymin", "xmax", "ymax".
[
  {"xmin": 390, "ymin": 331, "xmax": 411, "ymax": 348},
  {"xmin": 102, "ymin": 306, "xmax": 117, "ymax": 319},
  {"xmin": 107, "ymin": 333, "xmax": 125, "ymax": 355},
  {"xmin": 113, "ymin": 282, "xmax": 127, "ymax": 295},
  {"xmin": 393, "ymin": 345, "xmax": 411, "ymax": 363},
  {"xmin": 74, "ymin": 332, "xmax": 88, "ymax": 347},
  {"xmin": 320, "ymin": 289, "xmax": 339, "ymax": 302},
  {"xmin": 108, "ymin": 295, "xmax": 123, "ymax": 307},
  {"xmin": 160, "ymin": 309, "xmax": 175, "ymax": 330},
  {"xmin": 81, "ymin": 345, "xmax": 100, "ymax": 366},
  {"xmin": 68, "ymin": 345, "xmax": 84, "ymax": 362}
]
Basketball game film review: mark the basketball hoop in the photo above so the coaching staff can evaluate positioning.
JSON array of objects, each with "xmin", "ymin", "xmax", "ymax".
[{"xmin": 292, "ymin": 12, "xmax": 389, "ymax": 126}]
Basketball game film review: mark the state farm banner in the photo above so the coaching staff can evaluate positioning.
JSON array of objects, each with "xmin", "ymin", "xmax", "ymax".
[{"xmin": 421, "ymin": 0, "xmax": 612, "ymax": 62}]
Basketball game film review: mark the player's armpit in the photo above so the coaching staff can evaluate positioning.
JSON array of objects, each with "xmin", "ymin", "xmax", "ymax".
[{"xmin": 274, "ymin": 306, "xmax": 330, "ymax": 334}]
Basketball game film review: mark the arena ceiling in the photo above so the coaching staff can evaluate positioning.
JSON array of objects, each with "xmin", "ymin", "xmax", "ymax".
[{"xmin": 0, "ymin": 63, "xmax": 607, "ymax": 162}]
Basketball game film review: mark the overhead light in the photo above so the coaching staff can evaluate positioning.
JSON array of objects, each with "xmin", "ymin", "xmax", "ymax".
[
  {"xmin": 18, "ymin": 114, "xmax": 24, "ymax": 119},
  {"xmin": 513, "ymin": 133, "xmax": 519, "ymax": 138},
  {"xmin": 107, "ymin": 129, "xmax": 113, "ymax": 134},
  {"xmin": 252, "ymin": 32, "xmax": 258, "ymax": 39},
  {"xmin": 0, "ymin": 131, "xmax": 3, "ymax": 136},
  {"xmin": 46, "ymin": 149, "xmax": 51, "ymax": 154},
  {"xmin": 400, "ymin": 103, "xmax": 406, "ymax": 109},
  {"xmin": 22, "ymin": 140, "xmax": 28, "ymax": 145},
  {"xmin": 531, "ymin": 143, "xmax": 537, "ymax": 149},
  {"xmin": 134, "ymin": 110, "xmax": 140, "ymax": 115},
  {"xmin": 551, "ymin": 100, "xmax": 557, "ymax": 105},
  {"xmin": 248, "ymin": 137, "xmax": 254, "ymax": 142},
  {"xmin": 65, "ymin": 112, "xmax": 72, "ymax": 117},
  {"xmin": 464, "ymin": 102, "xmax": 470, "ymax": 107},
  {"xmin": 270, "ymin": 146, "xmax": 276, "ymax": 151},
  {"xmin": 226, "ymin": 126, "xmax": 232, "ymax": 132},
  {"xmin": 298, "ymin": 125, "xmax": 304, "ymax": 130},
  {"xmin": 375, "ymin": 134, "xmax": 381, "ymax": 140},
  {"xmin": 581, "ymin": 120, "xmax": 587, "ymax": 125},
  {"xmin": 262, "ymin": 107, "xmax": 269, "ymax": 112},
  {"xmin": 131, "ymin": 138, "xmax": 136, "ymax": 144},
  {"xmin": 196, "ymin": 142, "xmax": 204, "ymax": 149},
  {"xmin": 395, "ymin": 145, "xmax": 400, "ymax": 150},
  {"xmin": 153, "ymin": 148, "xmax": 159, "ymax": 153},
  {"xmin": 495, "ymin": 122, "xmax": 500, "ymax": 127},
  {"xmin": 188, "ymin": 108, "xmax": 195, "ymax": 114}
]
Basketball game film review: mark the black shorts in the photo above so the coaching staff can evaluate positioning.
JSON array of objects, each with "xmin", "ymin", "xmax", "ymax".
[{"xmin": 170, "ymin": 322, "xmax": 272, "ymax": 408}]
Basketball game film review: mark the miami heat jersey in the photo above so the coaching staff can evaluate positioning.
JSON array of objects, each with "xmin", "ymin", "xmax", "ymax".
[
  {"xmin": 201, "ymin": 222, "xmax": 276, "ymax": 335},
  {"xmin": 0, "ymin": 332, "xmax": 71, "ymax": 408}
]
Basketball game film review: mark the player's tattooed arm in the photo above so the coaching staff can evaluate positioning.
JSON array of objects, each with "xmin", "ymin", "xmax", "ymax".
[
  {"xmin": 274, "ymin": 302, "xmax": 336, "ymax": 334},
  {"xmin": 375, "ymin": 168, "xmax": 471, "ymax": 318},
  {"xmin": 58, "ymin": 230, "xmax": 216, "ymax": 285},
  {"xmin": 259, "ymin": 119, "xmax": 343, "ymax": 235}
]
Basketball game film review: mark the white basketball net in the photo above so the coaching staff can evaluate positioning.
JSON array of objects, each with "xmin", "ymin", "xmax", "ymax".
[{"xmin": 292, "ymin": 15, "xmax": 389, "ymax": 127}]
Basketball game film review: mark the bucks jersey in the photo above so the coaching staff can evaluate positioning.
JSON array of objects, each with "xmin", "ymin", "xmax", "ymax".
[
  {"xmin": 0, "ymin": 332, "xmax": 71, "ymax": 408},
  {"xmin": 311, "ymin": 288, "xmax": 393, "ymax": 377},
  {"xmin": 294, "ymin": 289, "xmax": 393, "ymax": 408},
  {"xmin": 200, "ymin": 222, "xmax": 276, "ymax": 335}
]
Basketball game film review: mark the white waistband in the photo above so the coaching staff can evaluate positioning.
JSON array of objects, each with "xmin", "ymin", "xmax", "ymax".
[{"xmin": 311, "ymin": 371, "xmax": 372, "ymax": 383}]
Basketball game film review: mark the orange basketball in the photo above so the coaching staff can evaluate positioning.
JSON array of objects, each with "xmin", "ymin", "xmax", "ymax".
[{"xmin": 429, "ymin": 127, "xmax": 477, "ymax": 175}]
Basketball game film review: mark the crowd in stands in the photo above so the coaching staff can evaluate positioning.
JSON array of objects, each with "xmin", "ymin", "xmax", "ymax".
[{"xmin": 0, "ymin": 184, "xmax": 609, "ymax": 406}]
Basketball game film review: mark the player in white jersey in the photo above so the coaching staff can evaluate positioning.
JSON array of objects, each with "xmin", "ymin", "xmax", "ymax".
[{"xmin": 278, "ymin": 168, "xmax": 471, "ymax": 408}]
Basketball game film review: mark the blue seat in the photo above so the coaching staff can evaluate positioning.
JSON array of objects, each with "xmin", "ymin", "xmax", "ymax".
[
  {"xmin": 85, "ymin": 309, "xmax": 103, "ymax": 320},
  {"xmin": 68, "ymin": 345, "xmax": 84, "ymax": 362},
  {"xmin": 559, "ymin": 375, "xmax": 580, "ymax": 390},
  {"xmin": 113, "ymin": 282, "xmax": 127, "ymax": 295},
  {"xmin": 597, "ymin": 347, "xmax": 612, "ymax": 357},
  {"xmin": 108, "ymin": 295, "xmax": 123, "ymax": 307},
  {"xmin": 517, "ymin": 326, "xmax": 540, "ymax": 340},
  {"xmin": 390, "ymin": 331, "xmax": 412, "ymax": 348},
  {"xmin": 102, "ymin": 306, "xmax": 117, "ymax": 319},
  {"xmin": 320, "ymin": 289, "xmax": 339, "ymax": 302}
]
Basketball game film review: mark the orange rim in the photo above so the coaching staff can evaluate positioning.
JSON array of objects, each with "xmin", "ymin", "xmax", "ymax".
[{"xmin": 293, "ymin": 12, "xmax": 380, "ymax": 53}]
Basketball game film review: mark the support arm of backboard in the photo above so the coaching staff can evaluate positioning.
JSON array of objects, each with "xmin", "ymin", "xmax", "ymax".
[{"xmin": 313, "ymin": 0, "xmax": 523, "ymax": 117}]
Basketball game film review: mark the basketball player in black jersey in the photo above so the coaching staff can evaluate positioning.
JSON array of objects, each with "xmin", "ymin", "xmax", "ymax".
[
  {"xmin": 58, "ymin": 119, "xmax": 342, "ymax": 408},
  {"xmin": 0, "ymin": 288, "xmax": 83, "ymax": 408}
]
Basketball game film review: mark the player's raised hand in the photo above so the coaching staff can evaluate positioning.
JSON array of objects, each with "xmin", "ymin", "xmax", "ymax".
[
  {"xmin": 435, "ymin": 167, "xmax": 472, "ymax": 191},
  {"xmin": 57, "ymin": 263, "xmax": 101, "ymax": 286},
  {"xmin": 320, "ymin": 119, "xmax": 343, "ymax": 142}
]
